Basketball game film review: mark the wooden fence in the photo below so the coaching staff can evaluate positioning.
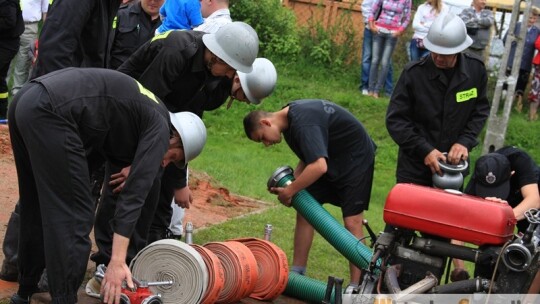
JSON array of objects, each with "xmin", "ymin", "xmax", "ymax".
[{"xmin": 282, "ymin": 0, "xmax": 366, "ymax": 60}]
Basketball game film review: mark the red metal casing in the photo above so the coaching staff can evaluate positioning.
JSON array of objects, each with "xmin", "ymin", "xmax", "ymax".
[{"xmin": 383, "ymin": 183, "xmax": 517, "ymax": 245}]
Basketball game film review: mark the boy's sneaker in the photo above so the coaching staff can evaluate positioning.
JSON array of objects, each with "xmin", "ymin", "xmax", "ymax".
[{"xmin": 361, "ymin": 89, "xmax": 369, "ymax": 95}]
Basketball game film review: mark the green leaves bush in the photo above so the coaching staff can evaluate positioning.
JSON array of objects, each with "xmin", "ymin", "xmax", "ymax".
[
  {"xmin": 298, "ymin": 3, "xmax": 359, "ymax": 68},
  {"xmin": 230, "ymin": 0, "xmax": 300, "ymax": 58},
  {"xmin": 230, "ymin": 0, "xmax": 361, "ymax": 69}
]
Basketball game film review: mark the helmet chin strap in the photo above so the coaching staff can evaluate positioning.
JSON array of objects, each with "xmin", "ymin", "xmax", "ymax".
[
  {"xmin": 226, "ymin": 96, "xmax": 234, "ymax": 109},
  {"xmin": 206, "ymin": 54, "xmax": 218, "ymax": 71},
  {"xmin": 226, "ymin": 86, "xmax": 242, "ymax": 109}
]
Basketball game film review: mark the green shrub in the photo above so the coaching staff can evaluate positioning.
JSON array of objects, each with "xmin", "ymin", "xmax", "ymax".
[
  {"xmin": 297, "ymin": 1, "xmax": 360, "ymax": 69},
  {"xmin": 230, "ymin": 0, "xmax": 300, "ymax": 58}
]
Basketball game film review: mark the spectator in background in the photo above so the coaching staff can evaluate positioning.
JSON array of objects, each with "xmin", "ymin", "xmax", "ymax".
[
  {"xmin": 458, "ymin": 0, "xmax": 494, "ymax": 61},
  {"xmin": 8, "ymin": 0, "xmax": 48, "ymax": 97},
  {"xmin": 31, "ymin": 0, "xmax": 122, "ymax": 78},
  {"xmin": 193, "ymin": 0, "xmax": 231, "ymax": 33},
  {"xmin": 108, "ymin": 0, "xmax": 164, "ymax": 69},
  {"xmin": 367, "ymin": 0, "xmax": 411, "ymax": 99},
  {"xmin": 528, "ymin": 34, "xmax": 540, "ymax": 121},
  {"xmin": 155, "ymin": 0, "xmax": 203, "ymax": 34},
  {"xmin": 410, "ymin": 0, "xmax": 447, "ymax": 61},
  {"xmin": 0, "ymin": 0, "xmax": 24, "ymax": 120},
  {"xmin": 503, "ymin": 8, "xmax": 540, "ymax": 113},
  {"xmin": 358, "ymin": 0, "xmax": 393, "ymax": 96}
]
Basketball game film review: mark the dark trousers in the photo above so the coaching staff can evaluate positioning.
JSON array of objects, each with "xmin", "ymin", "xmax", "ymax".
[
  {"xmin": 9, "ymin": 83, "xmax": 95, "ymax": 304},
  {"xmin": 1, "ymin": 202, "xmax": 20, "ymax": 279},
  {"xmin": 91, "ymin": 163, "xmax": 163, "ymax": 266},
  {"xmin": 148, "ymin": 164, "xmax": 178, "ymax": 243},
  {"xmin": 0, "ymin": 37, "xmax": 20, "ymax": 118}
]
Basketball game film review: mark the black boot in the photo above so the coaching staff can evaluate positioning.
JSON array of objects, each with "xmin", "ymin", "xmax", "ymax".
[
  {"xmin": 1, "ymin": 203, "xmax": 20, "ymax": 282},
  {"xmin": 9, "ymin": 294, "xmax": 29, "ymax": 304}
]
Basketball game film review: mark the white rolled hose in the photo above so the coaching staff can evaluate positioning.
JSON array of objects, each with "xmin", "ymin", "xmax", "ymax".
[{"xmin": 130, "ymin": 239, "xmax": 208, "ymax": 304}]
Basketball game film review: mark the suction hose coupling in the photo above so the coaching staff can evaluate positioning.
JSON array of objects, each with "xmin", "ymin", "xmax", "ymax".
[
  {"xmin": 267, "ymin": 166, "xmax": 294, "ymax": 189},
  {"xmin": 502, "ymin": 242, "xmax": 533, "ymax": 272}
]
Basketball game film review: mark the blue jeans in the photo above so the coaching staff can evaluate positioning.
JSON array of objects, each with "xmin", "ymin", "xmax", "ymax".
[
  {"xmin": 368, "ymin": 31, "xmax": 397, "ymax": 95},
  {"xmin": 409, "ymin": 38, "xmax": 430, "ymax": 62},
  {"xmin": 360, "ymin": 27, "xmax": 393, "ymax": 95}
]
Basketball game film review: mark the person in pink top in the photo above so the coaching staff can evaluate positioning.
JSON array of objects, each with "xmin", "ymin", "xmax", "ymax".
[
  {"xmin": 367, "ymin": 0, "xmax": 412, "ymax": 98},
  {"xmin": 528, "ymin": 35, "xmax": 540, "ymax": 121}
]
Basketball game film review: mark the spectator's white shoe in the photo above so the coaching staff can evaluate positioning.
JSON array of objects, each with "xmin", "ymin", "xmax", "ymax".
[{"xmin": 362, "ymin": 89, "xmax": 369, "ymax": 95}]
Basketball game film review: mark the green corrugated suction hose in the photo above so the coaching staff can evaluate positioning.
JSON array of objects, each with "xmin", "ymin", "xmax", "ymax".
[
  {"xmin": 267, "ymin": 166, "xmax": 381, "ymax": 303},
  {"xmin": 268, "ymin": 166, "xmax": 376, "ymax": 269},
  {"xmin": 285, "ymin": 272, "xmax": 337, "ymax": 304}
]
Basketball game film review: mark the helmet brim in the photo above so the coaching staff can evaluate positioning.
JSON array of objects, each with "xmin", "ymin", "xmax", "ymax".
[
  {"xmin": 424, "ymin": 35, "xmax": 473, "ymax": 55},
  {"xmin": 169, "ymin": 113, "xmax": 189, "ymax": 165},
  {"xmin": 203, "ymin": 34, "xmax": 253, "ymax": 73},
  {"xmin": 237, "ymin": 72, "xmax": 260, "ymax": 104}
]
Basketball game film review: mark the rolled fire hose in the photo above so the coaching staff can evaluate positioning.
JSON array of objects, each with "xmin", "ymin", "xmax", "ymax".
[
  {"xmin": 204, "ymin": 241, "xmax": 259, "ymax": 304},
  {"xmin": 129, "ymin": 239, "xmax": 208, "ymax": 304},
  {"xmin": 233, "ymin": 238, "xmax": 289, "ymax": 300},
  {"xmin": 190, "ymin": 244, "xmax": 225, "ymax": 304}
]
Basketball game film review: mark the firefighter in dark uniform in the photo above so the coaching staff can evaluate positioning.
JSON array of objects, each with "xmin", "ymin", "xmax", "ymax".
[
  {"xmin": 465, "ymin": 146, "xmax": 540, "ymax": 287},
  {"xmin": 90, "ymin": 21, "xmax": 259, "ymax": 267},
  {"xmin": 8, "ymin": 67, "xmax": 207, "ymax": 304},
  {"xmin": 31, "ymin": 0, "xmax": 122, "ymax": 78},
  {"xmin": 108, "ymin": 0, "xmax": 163, "ymax": 70},
  {"xmin": 0, "ymin": 0, "xmax": 24, "ymax": 119},
  {"xmin": 465, "ymin": 146, "xmax": 540, "ymax": 234},
  {"xmin": 386, "ymin": 12, "xmax": 490, "ymax": 282},
  {"xmin": 386, "ymin": 12, "xmax": 490, "ymax": 186}
]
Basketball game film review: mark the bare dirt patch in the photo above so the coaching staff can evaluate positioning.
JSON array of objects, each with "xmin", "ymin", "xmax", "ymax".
[{"xmin": 0, "ymin": 124, "xmax": 269, "ymax": 271}]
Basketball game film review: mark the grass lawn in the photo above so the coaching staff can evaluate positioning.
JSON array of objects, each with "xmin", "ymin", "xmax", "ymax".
[{"xmin": 188, "ymin": 58, "xmax": 540, "ymax": 284}]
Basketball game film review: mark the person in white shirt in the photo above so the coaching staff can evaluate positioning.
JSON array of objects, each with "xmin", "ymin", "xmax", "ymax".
[
  {"xmin": 410, "ymin": 0, "xmax": 447, "ymax": 61},
  {"xmin": 193, "ymin": 0, "xmax": 231, "ymax": 34}
]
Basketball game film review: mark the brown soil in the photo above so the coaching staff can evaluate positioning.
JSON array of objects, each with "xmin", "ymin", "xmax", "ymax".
[{"xmin": 0, "ymin": 124, "xmax": 269, "ymax": 268}]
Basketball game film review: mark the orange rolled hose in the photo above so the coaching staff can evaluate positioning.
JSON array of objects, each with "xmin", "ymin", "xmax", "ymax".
[
  {"xmin": 233, "ymin": 238, "xmax": 289, "ymax": 301},
  {"xmin": 204, "ymin": 241, "xmax": 259, "ymax": 304},
  {"xmin": 190, "ymin": 244, "xmax": 225, "ymax": 304}
]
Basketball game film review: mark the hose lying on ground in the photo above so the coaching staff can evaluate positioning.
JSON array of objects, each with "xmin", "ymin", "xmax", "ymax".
[{"xmin": 130, "ymin": 239, "xmax": 208, "ymax": 304}]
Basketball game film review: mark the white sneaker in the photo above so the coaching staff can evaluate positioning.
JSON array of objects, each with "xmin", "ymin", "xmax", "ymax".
[
  {"xmin": 362, "ymin": 89, "xmax": 369, "ymax": 95},
  {"xmin": 85, "ymin": 277, "xmax": 101, "ymax": 299}
]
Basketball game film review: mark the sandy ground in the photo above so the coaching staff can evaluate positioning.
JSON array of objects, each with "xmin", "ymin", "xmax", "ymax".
[{"xmin": 0, "ymin": 124, "xmax": 272, "ymax": 302}]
